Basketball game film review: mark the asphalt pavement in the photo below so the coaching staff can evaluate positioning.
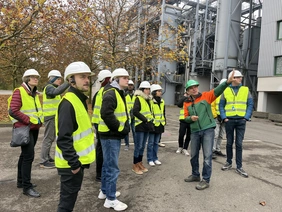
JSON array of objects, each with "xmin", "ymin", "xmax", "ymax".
[{"xmin": 0, "ymin": 106, "xmax": 282, "ymax": 212}]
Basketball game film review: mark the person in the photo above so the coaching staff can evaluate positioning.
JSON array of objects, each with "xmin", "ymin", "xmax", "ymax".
[
  {"xmin": 183, "ymin": 71, "xmax": 235, "ymax": 190},
  {"xmin": 91, "ymin": 69, "xmax": 112, "ymax": 182},
  {"xmin": 147, "ymin": 84, "xmax": 165, "ymax": 166},
  {"xmin": 55, "ymin": 62, "xmax": 96, "ymax": 212},
  {"xmin": 8, "ymin": 69, "xmax": 43, "ymax": 197},
  {"xmin": 176, "ymin": 90, "xmax": 191, "ymax": 156},
  {"xmin": 219, "ymin": 70, "xmax": 253, "ymax": 178},
  {"xmin": 124, "ymin": 79, "xmax": 136, "ymax": 150},
  {"xmin": 132, "ymin": 81, "xmax": 154, "ymax": 175},
  {"xmin": 98, "ymin": 68, "xmax": 130, "ymax": 211},
  {"xmin": 40, "ymin": 70, "xmax": 69, "ymax": 169},
  {"xmin": 211, "ymin": 78, "xmax": 227, "ymax": 159}
]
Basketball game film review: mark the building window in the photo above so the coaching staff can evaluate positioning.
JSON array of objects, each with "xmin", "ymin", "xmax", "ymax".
[
  {"xmin": 278, "ymin": 21, "xmax": 282, "ymax": 40},
  {"xmin": 275, "ymin": 56, "xmax": 282, "ymax": 75}
]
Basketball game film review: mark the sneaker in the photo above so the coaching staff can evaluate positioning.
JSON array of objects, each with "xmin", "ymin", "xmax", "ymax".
[
  {"xmin": 154, "ymin": 160, "xmax": 162, "ymax": 165},
  {"xmin": 124, "ymin": 145, "xmax": 129, "ymax": 151},
  {"xmin": 221, "ymin": 162, "xmax": 232, "ymax": 171},
  {"xmin": 196, "ymin": 180, "xmax": 210, "ymax": 190},
  {"xmin": 184, "ymin": 175, "xmax": 200, "ymax": 182},
  {"xmin": 48, "ymin": 158, "xmax": 55, "ymax": 163},
  {"xmin": 40, "ymin": 162, "xmax": 55, "ymax": 169},
  {"xmin": 148, "ymin": 161, "xmax": 155, "ymax": 166},
  {"xmin": 104, "ymin": 198, "xmax": 128, "ymax": 211},
  {"xmin": 215, "ymin": 150, "xmax": 226, "ymax": 157},
  {"xmin": 236, "ymin": 168, "xmax": 248, "ymax": 178},
  {"xmin": 182, "ymin": 149, "xmax": 189, "ymax": 156},
  {"xmin": 158, "ymin": 142, "xmax": 165, "ymax": 147},
  {"xmin": 212, "ymin": 152, "xmax": 217, "ymax": 159},
  {"xmin": 98, "ymin": 189, "xmax": 121, "ymax": 200},
  {"xmin": 176, "ymin": 147, "xmax": 183, "ymax": 154}
]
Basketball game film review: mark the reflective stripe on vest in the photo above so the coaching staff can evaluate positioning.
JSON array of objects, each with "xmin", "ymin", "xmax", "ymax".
[
  {"xmin": 91, "ymin": 88, "xmax": 104, "ymax": 124},
  {"xmin": 8, "ymin": 87, "xmax": 43, "ymax": 124},
  {"xmin": 55, "ymin": 92, "xmax": 95, "ymax": 168},
  {"xmin": 125, "ymin": 94, "xmax": 135, "ymax": 112},
  {"xmin": 179, "ymin": 108, "xmax": 185, "ymax": 120},
  {"xmin": 151, "ymin": 99, "xmax": 165, "ymax": 126},
  {"xmin": 98, "ymin": 88, "xmax": 128, "ymax": 132},
  {"xmin": 135, "ymin": 96, "xmax": 153, "ymax": 126},
  {"xmin": 43, "ymin": 84, "xmax": 61, "ymax": 117},
  {"xmin": 224, "ymin": 86, "xmax": 249, "ymax": 117}
]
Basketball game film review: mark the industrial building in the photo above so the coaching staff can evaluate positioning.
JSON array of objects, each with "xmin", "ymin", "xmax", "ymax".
[
  {"xmin": 257, "ymin": 0, "xmax": 282, "ymax": 114},
  {"xmin": 126, "ymin": 0, "xmax": 265, "ymax": 107}
]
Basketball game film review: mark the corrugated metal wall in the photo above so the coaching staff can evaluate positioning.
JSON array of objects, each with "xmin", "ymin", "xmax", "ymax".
[{"xmin": 258, "ymin": 0, "xmax": 282, "ymax": 77}]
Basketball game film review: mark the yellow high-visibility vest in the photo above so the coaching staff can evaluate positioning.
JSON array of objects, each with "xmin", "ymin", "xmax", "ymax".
[
  {"xmin": 179, "ymin": 108, "xmax": 185, "ymax": 120},
  {"xmin": 125, "ymin": 94, "xmax": 135, "ymax": 113},
  {"xmin": 215, "ymin": 96, "xmax": 220, "ymax": 115},
  {"xmin": 8, "ymin": 87, "xmax": 43, "ymax": 124},
  {"xmin": 91, "ymin": 88, "xmax": 104, "ymax": 124},
  {"xmin": 98, "ymin": 88, "xmax": 128, "ymax": 132},
  {"xmin": 135, "ymin": 96, "xmax": 153, "ymax": 126},
  {"xmin": 55, "ymin": 92, "xmax": 95, "ymax": 168},
  {"xmin": 42, "ymin": 84, "xmax": 61, "ymax": 117},
  {"xmin": 224, "ymin": 86, "xmax": 249, "ymax": 117},
  {"xmin": 151, "ymin": 99, "xmax": 165, "ymax": 126}
]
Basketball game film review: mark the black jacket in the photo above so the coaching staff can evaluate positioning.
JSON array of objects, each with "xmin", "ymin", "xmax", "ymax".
[
  {"xmin": 98, "ymin": 84, "xmax": 130, "ymax": 139},
  {"xmin": 56, "ymin": 86, "xmax": 90, "ymax": 175}
]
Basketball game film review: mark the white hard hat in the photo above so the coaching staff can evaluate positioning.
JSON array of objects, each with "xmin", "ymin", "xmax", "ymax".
[
  {"xmin": 97, "ymin": 70, "xmax": 111, "ymax": 82},
  {"xmin": 128, "ymin": 80, "xmax": 134, "ymax": 85},
  {"xmin": 139, "ymin": 81, "xmax": 151, "ymax": 89},
  {"xmin": 111, "ymin": 68, "xmax": 129, "ymax": 80},
  {"xmin": 48, "ymin": 70, "xmax": 62, "ymax": 78},
  {"xmin": 64, "ymin": 62, "xmax": 92, "ymax": 81},
  {"xmin": 219, "ymin": 78, "xmax": 227, "ymax": 84},
  {"xmin": 228, "ymin": 70, "xmax": 243, "ymax": 79},
  {"xmin": 150, "ymin": 84, "xmax": 162, "ymax": 93},
  {"xmin": 22, "ymin": 69, "xmax": 41, "ymax": 79}
]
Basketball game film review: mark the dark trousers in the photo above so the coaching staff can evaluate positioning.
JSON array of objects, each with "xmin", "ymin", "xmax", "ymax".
[
  {"xmin": 57, "ymin": 168, "xmax": 84, "ymax": 212},
  {"xmin": 17, "ymin": 129, "xmax": 38, "ymax": 191},
  {"xmin": 94, "ymin": 124, "xmax": 103, "ymax": 178},
  {"xmin": 178, "ymin": 121, "xmax": 191, "ymax": 150}
]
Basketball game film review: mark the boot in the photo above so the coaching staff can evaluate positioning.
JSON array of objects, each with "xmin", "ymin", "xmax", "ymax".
[
  {"xmin": 138, "ymin": 162, "xmax": 148, "ymax": 173},
  {"xmin": 132, "ymin": 164, "xmax": 143, "ymax": 175}
]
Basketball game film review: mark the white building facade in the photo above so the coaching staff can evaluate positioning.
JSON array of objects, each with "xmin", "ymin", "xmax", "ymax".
[{"xmin": 257, "ymin": 0, "xmax": 282, "ymax": 114}]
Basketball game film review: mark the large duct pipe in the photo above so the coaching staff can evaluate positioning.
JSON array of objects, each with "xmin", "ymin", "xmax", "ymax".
[{"xmin": 212, "ymin": 0, "xmax": 242, "ymax": 78}]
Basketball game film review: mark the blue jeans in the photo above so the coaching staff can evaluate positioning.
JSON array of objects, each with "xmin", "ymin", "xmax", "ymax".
[
  {"xmin": 134, "ymin": 132, "xmax": 149, "ymax": 158},
  {"xmin": 124, "ymin": 120, "xmax": 136, "ymax": 146},
  {"xmin": 225, "ymin": 119, "xmax": 246, "ymax": 169},
  {"xmin": 147, "ymin": 133, "xmax": 161, "ymax": 162},
  {"xmin": 190, "ymin": 128, "xmax": 214, "ymax": 183},
  {"xmin": 101, "ymin": 138, "xmax": 121, "ymax": 200}
]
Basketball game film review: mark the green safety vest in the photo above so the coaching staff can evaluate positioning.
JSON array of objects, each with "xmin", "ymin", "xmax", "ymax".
[
  {"xmin": 91, "ymin": 87, "xmax": 104, "ymax": 124},
  {"xmin": 42, "ymin": 84, "xmax": 61, "ymax": 117},
  {"xmin": 98, "ymin": 89, "xmax": 128, "ymax": 132},
  {"xmin": 135, "ymin": 96, "xmax": 153, "ymax": 126},
  {"xmin": 8, "ymin": 87, "xmax": 43, "ymax": 124},
  {"xmin": 224, "ymin": 86, "xmax": 249, "ymax": 117},
  {"xmin": 151, "ymin": 99, "xmax": 165, "ymax": 127},
  {"xmin": 55, "ymin": 92, "xmax": 95, "ymax": 168},
  {"xmin": 179, "ymin": 108, "xmax": 185, "ymax": 120}
]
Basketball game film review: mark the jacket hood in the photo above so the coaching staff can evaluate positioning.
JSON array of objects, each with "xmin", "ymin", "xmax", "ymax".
[{"xmin": 134, "ymin": 90, "xmax": 151, "ymax": 100}]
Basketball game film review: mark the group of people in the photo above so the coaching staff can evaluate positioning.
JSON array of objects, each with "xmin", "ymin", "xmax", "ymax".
[
  {"xmin": 181, "ymin": 70, "xmax": 253, "ymax": 190},
  {"xmin": 8, "ymin": 62, "xmax": 253, "ymax": 211}
]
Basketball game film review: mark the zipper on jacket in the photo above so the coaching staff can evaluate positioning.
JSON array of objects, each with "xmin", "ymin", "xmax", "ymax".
[{"xmin": 192, "ymin": 102, "xmax": 202, "ymax": 130}]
